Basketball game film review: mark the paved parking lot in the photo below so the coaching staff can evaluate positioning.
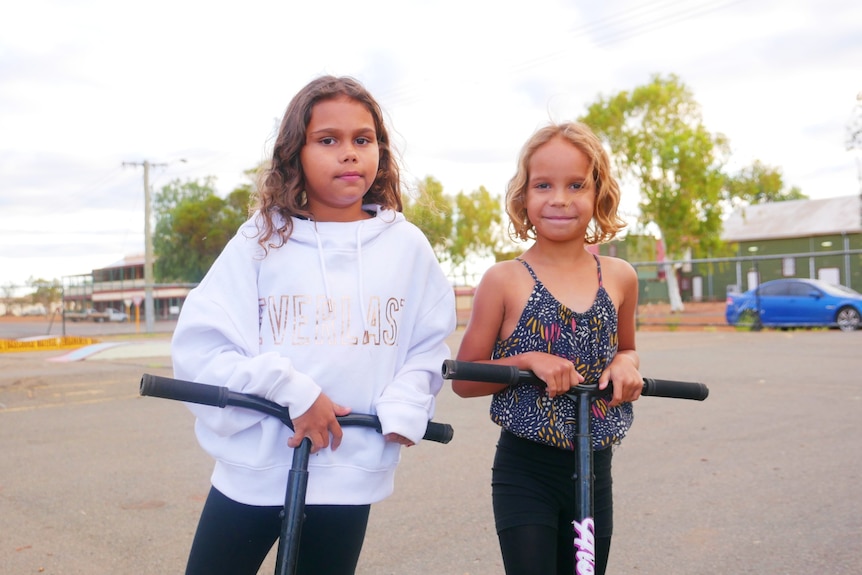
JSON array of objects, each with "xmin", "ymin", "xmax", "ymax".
[{"xmin": 1, "ymin": 328, "xmax": 860, "ymax": 574}]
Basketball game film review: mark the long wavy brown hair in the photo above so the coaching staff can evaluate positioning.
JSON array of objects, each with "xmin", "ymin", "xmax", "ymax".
[
  {"xmin": 252, "ymin": 75, "xmax": 402, "ymax": 250},
  {"xmin": 505, "ymin": 122, "xmax": 626, "ymax": 245}
]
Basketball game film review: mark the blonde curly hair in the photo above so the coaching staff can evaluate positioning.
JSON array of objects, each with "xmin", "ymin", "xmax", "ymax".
[{"xmin": 505, "ymin": 122, "xmax": 625, "ymax": 245}]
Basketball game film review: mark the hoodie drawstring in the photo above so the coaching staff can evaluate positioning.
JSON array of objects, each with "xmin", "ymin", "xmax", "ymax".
[
  {"xmin": 312, "ymin": 225, "xmax": 334, "ymax": 313},
  {"xmin": 356, "ymin": 223, "xmax": 369, "ymax": 343},
  {"xmin": 312, "ymin": 220, "xmax": 370, "ymax": 343}
]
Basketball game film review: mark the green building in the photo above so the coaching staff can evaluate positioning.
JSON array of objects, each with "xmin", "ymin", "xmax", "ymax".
[
  {"xmin": 599, "ymin": 195, "xmax": 862, "ymax": 303},
  {"xmin": 715, "ymin": 194, "xmax": 862, "ymax": 296}
]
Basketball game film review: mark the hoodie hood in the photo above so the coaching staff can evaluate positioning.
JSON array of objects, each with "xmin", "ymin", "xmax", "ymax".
[{"xmin": 275, "ymin": 204, "xmax": 404, "ymax": 247}]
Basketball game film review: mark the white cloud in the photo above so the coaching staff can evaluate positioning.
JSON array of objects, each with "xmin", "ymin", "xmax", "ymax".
[{"xmin": 2, "ymin": 0, "xmax": 861, "ymax": 286}]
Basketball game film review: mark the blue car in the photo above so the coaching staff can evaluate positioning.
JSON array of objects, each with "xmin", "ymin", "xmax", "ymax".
[{"xmin": 725, "ymin": 278, "xmax": 862, "ymax": 332}]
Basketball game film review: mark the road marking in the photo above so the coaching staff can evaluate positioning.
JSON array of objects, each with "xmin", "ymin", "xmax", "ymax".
[{"xmin": 0, "ymin": 394, "xmax": 140, "ymax": 413}]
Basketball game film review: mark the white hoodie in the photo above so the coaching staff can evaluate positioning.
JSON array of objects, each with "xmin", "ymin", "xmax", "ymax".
[{"xmin": 171, "ymin": 206, "xmax": 456, "ymax": 506}]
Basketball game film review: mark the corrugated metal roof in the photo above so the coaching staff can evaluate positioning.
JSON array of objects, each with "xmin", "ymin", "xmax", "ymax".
[
  {"xmin": 722, "ymin": 195, "xmax": 862, "ymax": 242},
  {"xmin": 103, "ymin": 254, "xmax": 146, "ymax": 268}
]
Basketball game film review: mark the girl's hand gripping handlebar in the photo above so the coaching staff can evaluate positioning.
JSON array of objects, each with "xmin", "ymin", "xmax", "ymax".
[
  {"xmin": 441, "ymin": 359, "xmax": 709, "ymax": 401},
  {"xmin": 139, "ymin": 374, "xmax": 454, "ymax": 443}
]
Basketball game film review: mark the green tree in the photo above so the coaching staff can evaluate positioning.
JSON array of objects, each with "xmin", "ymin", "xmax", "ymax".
[
  {"xmin": 26, "ymin": 277, "xmax": 62, "ymax": 314},
  {"xmin": 580, "ymin": 73, "xmax": 730, "ymax": 311},
  {"xmin": 451, "ymin": 186, "xmax": 504, "ymax": 282},
  {"xmin": 403, "ymin": 177, "xmax": 510, "ymax": 283},
  {"xmin": 1, "ymin": 282, "xmax": 16, "ymax": 315},
  {"xmin": 725, "ymin": 160, "xmax": 807, "ymax": 204},
  {"xmin": 847, "ymin": 94, "xmax": 862, "ymax": 151},
  {"xmin": 403, "ymin": 176, "xmax": 454, "ymax": 263},
  {"xmin": 153, "ymin": 177, "xmax": 251, "ymax": 283}
]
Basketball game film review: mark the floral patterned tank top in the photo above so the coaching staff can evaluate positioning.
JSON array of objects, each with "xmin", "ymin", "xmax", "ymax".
[{"xmin": 489, "ymin": 256, "xmax": 634, "ymax": 450}]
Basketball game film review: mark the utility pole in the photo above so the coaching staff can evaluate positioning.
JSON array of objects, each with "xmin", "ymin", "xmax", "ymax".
[{"xmin": 123, "ymin": 160, "xmax": 165, "ymax": 333}]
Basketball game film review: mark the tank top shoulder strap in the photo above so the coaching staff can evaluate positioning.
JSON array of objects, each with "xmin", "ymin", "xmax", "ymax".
[
  {"xmin": 517, "ymin": 255, "xmax": 602, "ymax": 286},
  {"xmin": 593, "ymin": 253, "xmax": 603, "ymax": 287},
  {"xmin": 515, "ymin": 257, "xmax": 539, "ymax": 282}
]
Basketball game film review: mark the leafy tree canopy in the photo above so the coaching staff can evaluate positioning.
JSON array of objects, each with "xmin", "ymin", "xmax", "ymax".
[
  {"xmin": 847, "ymin": 95, "xmax": 862, "ymax": 151},
  {"xmin": 403, "ymin": 177, "xmax": 512, "ymax": 281},
  {"xmin": 153, "ymin": 177, "xmax": 251, "ymax": 283},
  {"xmin": 27, "ymin": 277, "xmax": 62, "ymax": 312},
  {"xmin": 451, "ymin": 186, "xmax": 502, "ymax": 268},
  {"xmin": 579, "ymin": 73, "xmax": 730, "ymax": 258},
  {"xmin": 403, "ymin": 176, "xmax": 454, "ymax": 263},
  {"xmin": 725, "ymin": 160, "xmax": 807, "ymax": 205}
]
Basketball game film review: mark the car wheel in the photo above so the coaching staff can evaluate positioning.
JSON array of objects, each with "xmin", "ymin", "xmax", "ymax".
[
  {"xmin": 836, "ymin": 307, "xmax": 861, "ymax": 332},
  {"xmin": 736, "ymin": 308, "xmax": 762, "ymax": 331}
]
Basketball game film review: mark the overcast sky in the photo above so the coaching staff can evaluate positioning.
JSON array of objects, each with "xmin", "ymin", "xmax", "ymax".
[{"xmin": 2, "ymin": 0, "xmax": 860, "ymax": 288}]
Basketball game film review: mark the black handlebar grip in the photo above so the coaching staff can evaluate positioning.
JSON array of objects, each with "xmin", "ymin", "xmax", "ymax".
[
  {"xmin": 423, "ymin": 421, "xmax": 454, "ymax": 444},
  {"xmin": 441, "ymin": 359, "xmax": 521, "ymax": 385},
  {"xmin": 140, "ymin": 374, "xmax": 230, "ymax": 407},
  {"xmin": 642, "ymin": 377, "xmax": 709, "ymax": 401}
]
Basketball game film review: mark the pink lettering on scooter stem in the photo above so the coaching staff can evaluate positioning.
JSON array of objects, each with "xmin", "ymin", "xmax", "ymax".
[{"xmin": 573, "ymin": 517, "xmax": 596, "ymax": 575}]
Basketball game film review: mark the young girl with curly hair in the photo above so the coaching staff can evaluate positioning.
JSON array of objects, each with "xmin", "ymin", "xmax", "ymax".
[
  {"xmin": 173, "ymin": 75, "xmax": 456, "ymax": 575},
  {"xmin": 452, "ymin": 121, "xmax": 643, "ymax": 575}
]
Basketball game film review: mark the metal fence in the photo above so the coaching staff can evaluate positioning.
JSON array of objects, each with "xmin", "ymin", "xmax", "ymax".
[{"xmin": 632, "ymin": 247, "xmax": 862, "ymax": 304}]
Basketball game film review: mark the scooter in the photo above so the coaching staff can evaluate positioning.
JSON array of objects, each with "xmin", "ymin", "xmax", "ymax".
[
  {"xmin": 139, "ymin": 373, "xmax": 453, "ymax": 575},
  {"xmin": 440, "ymin": 359, "xmax": 708, "ymax": 575}
]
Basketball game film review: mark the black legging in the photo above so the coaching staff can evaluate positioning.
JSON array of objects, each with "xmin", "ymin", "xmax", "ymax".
[
  {"xmin": 185, "ymin": 486, "xmax": 370, "ymax": 575},
  {"xmin": 492, "ymin": 430, "xmax": 614, "ymax": 575},
  {"xmin": 498, "ymin": 525, "xmax": 612, "ymax": 575}
]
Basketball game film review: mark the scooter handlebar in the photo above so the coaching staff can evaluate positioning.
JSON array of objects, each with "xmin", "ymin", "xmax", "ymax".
[
  {"xmin": 642, "ymin": 377, "xmax": 709, "ymax": 401},
  {"xmin": 140, "ymin": 373, "xmax": 229, "ymax": 407},
  {"xmin": 140, "ymin": 374, "xmax": 454, "ymax": 443},
  {"xmin": 441, "ymin": 359, "xmax": 709, "ymax": 401},
  {"xmin": 440, "ymin": 360, "xmax": 545, "ymax": 386}
]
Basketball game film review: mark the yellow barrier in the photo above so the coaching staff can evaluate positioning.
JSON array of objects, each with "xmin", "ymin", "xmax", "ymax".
[{"xmin": 0, "ymin": 336, "xmax": 99, "ymax": 353}]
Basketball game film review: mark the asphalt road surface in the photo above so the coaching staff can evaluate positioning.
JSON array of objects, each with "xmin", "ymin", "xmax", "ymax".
[{"xmin": 1, "ymin": 328, "xmax": 860, "ymax": 574}]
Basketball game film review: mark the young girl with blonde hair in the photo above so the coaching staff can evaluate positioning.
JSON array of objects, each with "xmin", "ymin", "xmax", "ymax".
[{"xmin": 452, "ymin": 121, "xmax": 643, "ymax": 575}]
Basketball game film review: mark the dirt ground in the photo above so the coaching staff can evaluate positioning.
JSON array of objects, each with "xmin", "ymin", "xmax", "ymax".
[
  {"xmin": 3, "ymin": 329, "xmax": 861, "ymax": 574},
  {"xmin": 636, "ymin": 301, "xmax": 729, "ymax": 331}
]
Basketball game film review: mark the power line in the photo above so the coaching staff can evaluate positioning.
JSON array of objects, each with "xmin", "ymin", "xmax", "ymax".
[
  {"xmin": 511, "ymin": 0, "xmax": 745, "ymax": 73},
  {"xmin": 590, "ymin": 0, "xmax": 747, "ymax": 48},
  {"xmin": 376, "ymin": 0, "xmax": 744, "ymax": 109}
]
